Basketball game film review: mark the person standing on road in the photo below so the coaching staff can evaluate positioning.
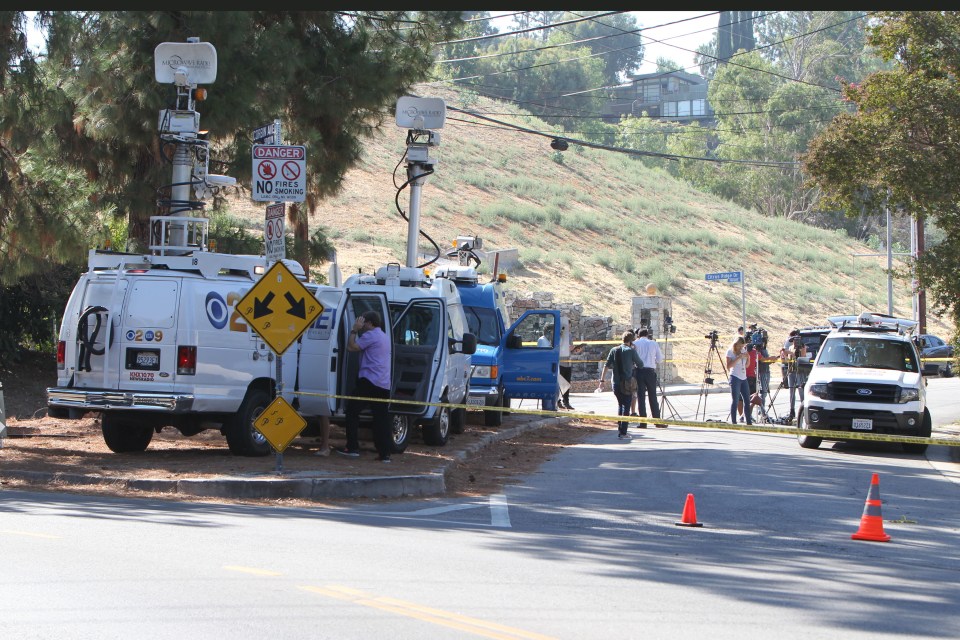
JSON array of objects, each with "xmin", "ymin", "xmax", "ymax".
[
  {"xmin": 780, "ymin": 330, "xmax": 808, "ymax": 421},
  {"xmin": 727, "ymin": 336, "xmax": 753, "ymax": 425},
  {"xmin": 739, "ymin": 343, "xmax": 759, "ymax": 419},
  {"xmin": 599, "ymin": 331, "xmax": 644, "ymax": 438},
  {"xmin": 557, "ymin": 321, "xmax": 581, "ymax": 411},
  {"xmin": 336, "ymin": 310, "xmax": 394, "ymax": 462},
  {"xmin": 632, "ymin": 329, "xmax": 664, "ymax": 428}
]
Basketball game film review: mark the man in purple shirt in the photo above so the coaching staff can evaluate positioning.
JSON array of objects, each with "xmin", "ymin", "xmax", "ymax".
[{"xmin": 335, "ymin": 310, "xmax": 393, "ymax": 462}]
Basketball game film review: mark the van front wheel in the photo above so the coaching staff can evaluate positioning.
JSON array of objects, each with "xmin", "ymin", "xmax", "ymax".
[
  {"xmin": 226, "ymin": 388, "xmax": 271, "ymax": 457},
  {"xmin": 422, "ymin": 404, "xmax": 450, "ymax": 446},
  {"xmin": 102, "ymin": 413, "xmax": 154, "ymax": 453}
]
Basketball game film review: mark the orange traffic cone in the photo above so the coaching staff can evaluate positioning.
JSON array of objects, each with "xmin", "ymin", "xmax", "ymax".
[
  {"xmin": 851, "ymin": 473, "xmax": 891, "ymax": 542},
  {"xmin": 675, "ymin": 493, "xmax": 703, "ymax": 527}
]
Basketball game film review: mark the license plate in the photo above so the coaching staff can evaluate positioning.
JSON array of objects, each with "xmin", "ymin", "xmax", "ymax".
[
  {"xmin": 852, "ymin": 418, "xmax": 873, "ymax": 430},
  {"xmin": 467, "ymin": 397, "xmax": 486, "ymax": 407},
  {"xmin": 135, "ymin": 352, "xmax": 159, "ymax": 368}
]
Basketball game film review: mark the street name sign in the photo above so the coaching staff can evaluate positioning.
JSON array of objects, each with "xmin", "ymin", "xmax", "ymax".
[
  {"xmin": 705, "ymin": 271, "xmax": 742, "ymax": 283},
  {"xmin": 236, "ymin": 260, "xmax": 322, "ymax": 355}
]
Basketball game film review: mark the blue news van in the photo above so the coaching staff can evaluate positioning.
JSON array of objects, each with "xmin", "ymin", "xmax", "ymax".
[{"xmin": 435, "ymin": 266, "xmax": 561, "ymax": 426}]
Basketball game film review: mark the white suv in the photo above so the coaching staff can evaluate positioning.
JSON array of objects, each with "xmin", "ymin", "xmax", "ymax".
[{"xmin": 798, "ymin": 312, "xmax": 930, "ymax": 454}]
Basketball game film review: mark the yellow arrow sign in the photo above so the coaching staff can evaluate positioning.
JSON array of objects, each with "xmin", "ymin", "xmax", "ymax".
[
  {"xmin": 236, "ymin": 260, "xmax": 323, "ymax": 355},
  {"xmin": 254, "ymin": 396, "xmax": 307, "ymax": 454}
]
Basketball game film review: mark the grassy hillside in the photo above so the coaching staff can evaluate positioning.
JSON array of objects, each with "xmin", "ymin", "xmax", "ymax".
[{"xmin": 227, "ymin": 86, "xmax": 951, "ymax": 382}]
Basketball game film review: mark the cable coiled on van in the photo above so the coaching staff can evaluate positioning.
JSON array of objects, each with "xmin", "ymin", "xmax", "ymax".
[{"xmin": 77, "ymin": 305, "xmax": 113, "ymax": 372}]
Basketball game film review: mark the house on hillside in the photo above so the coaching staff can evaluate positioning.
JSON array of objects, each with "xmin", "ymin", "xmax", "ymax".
[{"xmin": 601, "ymin": 70, "xmax": 715, "ymax": 127}]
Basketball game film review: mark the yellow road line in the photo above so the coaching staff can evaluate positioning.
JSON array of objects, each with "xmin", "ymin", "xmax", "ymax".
[
  {"xmin": 300, "ymin": 585, "xmax": 557, "ymax": 640},
  {"xmin": 0, "ymin": 529, "xmax": 61, "ymax": 539},
  {"xmin": 223, "ymin": 565, "xmax": 284, "ymax": 577}
]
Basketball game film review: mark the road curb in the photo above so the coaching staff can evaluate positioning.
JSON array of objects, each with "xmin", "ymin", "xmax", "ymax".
[{"xmin": 0, "ymin": 416, "xmax": 565, "ymax": 501}]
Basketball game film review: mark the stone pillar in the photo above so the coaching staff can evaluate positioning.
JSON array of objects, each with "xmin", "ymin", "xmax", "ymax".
[{"xmin": 631, "ymin": 294, "xmax": 678, "ymax": 384}]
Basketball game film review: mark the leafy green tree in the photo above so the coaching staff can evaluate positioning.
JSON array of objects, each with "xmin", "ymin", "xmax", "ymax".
[
  {"xmin": 555, "ymin": 11, "xmax": 643, "ymax": 84},
  {"xmin": 433, "ymin": 11, "xmax": 498, "ymax": 82},
  {"xmin": 717, "ymin": 11, "xmax": 756, "ymax": 62},
  {"xmin": 687, "ymin": 50, "xmax": 845, "ymax": 220},
  {"xmin": 803, "ymin": 11, "xmax": 960, "ymax": 326},
  {"xmin": 755, "ymin": 11, "xmax": 876, "ymax": 86},
  {"xmin": 0, "ymin": 11, "xmax": 99, "ymax": 284},
  {"xmin": 615, "ymin": 112, "xmax": 674, "ymax": 170},
  {"xmin": 33, "ymin": 11, "xmax": 460, "ymax": 276}
]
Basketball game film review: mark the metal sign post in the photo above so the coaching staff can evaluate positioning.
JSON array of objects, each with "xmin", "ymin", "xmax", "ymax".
[{"xmin": 236, "ymin": 261, "xmax": 323, "ymax": 474}]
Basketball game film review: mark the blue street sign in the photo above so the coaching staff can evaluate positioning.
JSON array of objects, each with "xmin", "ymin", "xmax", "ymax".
[{"xmin": 705, "ymin": 271, "xmax": 742, "ymax": 283}]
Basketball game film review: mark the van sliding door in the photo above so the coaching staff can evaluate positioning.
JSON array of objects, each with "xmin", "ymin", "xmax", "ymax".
[{"xmin": 338, "ymin": 293, "xmax": 390, "ymax": 416}]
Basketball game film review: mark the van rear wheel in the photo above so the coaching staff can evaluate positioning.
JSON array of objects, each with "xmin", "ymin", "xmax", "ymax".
[
  {"xmin": 226, "ymin": 388, "xmax": 271, "ymax": 457},
  {"xmin": 101, "ymin": 413, "xmax": 154, "ymax": 453}
]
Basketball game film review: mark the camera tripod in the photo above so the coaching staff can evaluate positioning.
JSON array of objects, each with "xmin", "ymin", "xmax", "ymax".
[
  {"xmin": 695, "ymin": 334, "xmax": 729, "ymax": 422},
  {"xmin": 762, "ymin": 356, "xmax": 801, "ymax": 424},
  {"xmin": 657, "ymin": 330, "xmax": 680, "ymax": 421}
]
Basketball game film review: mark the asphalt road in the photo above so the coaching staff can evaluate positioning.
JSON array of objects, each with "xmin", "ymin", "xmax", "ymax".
[{"xmin": 3, "ymin": 378, "xmax": 959, "ymax": 639}]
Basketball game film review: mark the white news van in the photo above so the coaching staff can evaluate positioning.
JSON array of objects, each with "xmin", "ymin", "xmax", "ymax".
[
  {"xmin": 46, "ymin": 39, "xmax": 477, "ymax": 457},
  {"xmin": 47, "ymin": 248, "xmax": 476, "ymax": 456},
  {"xmin": 342, "ymin": 263, "xmax": 476, "ymax": 447}
]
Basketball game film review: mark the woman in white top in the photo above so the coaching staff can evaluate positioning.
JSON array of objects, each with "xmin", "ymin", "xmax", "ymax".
[{"xmin": 726, "ymin": 336, "xmax": 753, "ymax": 425}]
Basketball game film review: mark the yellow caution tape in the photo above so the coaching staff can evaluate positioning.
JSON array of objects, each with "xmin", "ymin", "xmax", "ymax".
[{"xmin": 293, "ymin": 390, "xmax": 960, "ymax": 447}]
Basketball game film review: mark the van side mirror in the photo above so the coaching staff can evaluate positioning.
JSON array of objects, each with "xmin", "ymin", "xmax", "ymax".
[
  {"xmin": 461, "ymin": 332, "xmax": 477, "ymax": 355},
  {"xmin": 507, "ymin": 334, "xmax": 523, "ymax": 349}
]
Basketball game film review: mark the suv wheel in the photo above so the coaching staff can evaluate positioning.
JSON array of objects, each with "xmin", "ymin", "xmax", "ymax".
[
  {"xmin": 797, "ymin": 410, "xmax": 822, "ymax": 450},
  {"xmin": 902, "ymin": 409, "xmax": 931, "ymax": 454}
]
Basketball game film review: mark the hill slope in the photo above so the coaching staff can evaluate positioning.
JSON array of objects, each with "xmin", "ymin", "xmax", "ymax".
[{"xmin": 227, "ymin": 86, "xmax": 950, "ymax": 382}]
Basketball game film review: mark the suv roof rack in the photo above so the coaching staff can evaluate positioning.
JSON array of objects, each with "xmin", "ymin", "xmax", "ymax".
[{"xmin": 827, "ymin": 312, "xmax": 917, "ymax": 335}]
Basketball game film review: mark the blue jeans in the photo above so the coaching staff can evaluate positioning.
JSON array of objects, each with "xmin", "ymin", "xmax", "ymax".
[
  {"xmin": 730, "ymin": 376, "xmax": 752, "ymax": 424},
  {"xmin": 613, "ymin": 387, "xmax": 632, "ymax": 435}
]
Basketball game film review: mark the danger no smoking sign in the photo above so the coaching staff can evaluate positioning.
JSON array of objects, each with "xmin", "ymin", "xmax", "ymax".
[{"xmin": 252, "ymin": 144, "xmax": 306, "ymax": 203}]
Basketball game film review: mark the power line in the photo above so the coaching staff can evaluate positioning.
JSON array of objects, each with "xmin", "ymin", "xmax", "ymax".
[
  {"xmin": 437, "ymin": 11, "xmax": 626, "ymax": 45},
  {"xmin": 444, "ymin": 105, "xmax": 800, "ymax": 168},
  {"xmin": 434, "ymin": 11, "xmax": 719, "ymax": 65}
]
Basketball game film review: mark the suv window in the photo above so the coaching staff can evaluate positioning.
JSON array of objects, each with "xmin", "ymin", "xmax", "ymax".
[{"xmin": 816, "ymin": 336, "xmax": 920, "ymax": 373}]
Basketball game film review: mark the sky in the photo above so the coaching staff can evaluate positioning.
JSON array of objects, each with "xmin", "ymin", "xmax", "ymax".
[{"xmin": 488, "ymin": 11, "xmax": 719, "ymax": 76}]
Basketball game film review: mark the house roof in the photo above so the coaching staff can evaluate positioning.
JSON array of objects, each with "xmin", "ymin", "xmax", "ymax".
[{"xmin": 625, "ymin": 69, "xmax": 707, "ymax": 85}]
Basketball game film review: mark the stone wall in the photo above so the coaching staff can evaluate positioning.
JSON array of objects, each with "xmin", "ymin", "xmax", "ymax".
[{"xmin": 502, "ymin": 290, "xmax": 679, "ymax": 389}]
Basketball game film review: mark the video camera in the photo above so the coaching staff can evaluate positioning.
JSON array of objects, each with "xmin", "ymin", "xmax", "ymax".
[
  {"xmin": 704, "ymin": 330, "xmax": 719, "ymax": 342},
  {"xmin": 745, "ymin": 325, "xmax": 766, "ymax": 346}
]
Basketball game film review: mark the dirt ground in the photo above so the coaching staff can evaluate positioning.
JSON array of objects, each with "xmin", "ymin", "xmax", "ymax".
[{"xmin": 0, "ymin": 350, "xmax": 606, "ymax": 506}]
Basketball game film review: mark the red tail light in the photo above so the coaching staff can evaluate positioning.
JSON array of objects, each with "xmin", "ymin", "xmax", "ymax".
[
  {"xmin": 177, "ymin": 346, "xmax": 197, "ymax": 375},
  {"xmin": 57, "ymin": 340, "xmax": 66, "ymax": 369}
]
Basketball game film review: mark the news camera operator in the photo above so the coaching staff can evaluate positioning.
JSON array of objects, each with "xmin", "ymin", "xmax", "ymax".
[{"xmin": 780, "ymin": 329, "xmax": 808, "ymax": 421}]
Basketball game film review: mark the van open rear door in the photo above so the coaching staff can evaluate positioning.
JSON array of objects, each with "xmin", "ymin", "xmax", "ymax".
[{"xmin": 388, "ymin": 298, "xmax": 444, "ymax": 417}]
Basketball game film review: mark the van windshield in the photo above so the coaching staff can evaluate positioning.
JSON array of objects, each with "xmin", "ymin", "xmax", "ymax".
[
  {"xmin": 464, "ymin": 305, "xmax": 501, "ymax": 346},
  {"xmin": 816, "ymin": 337, "xmax": 919, "ymax": 372}
]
